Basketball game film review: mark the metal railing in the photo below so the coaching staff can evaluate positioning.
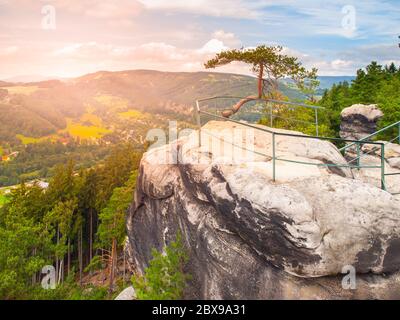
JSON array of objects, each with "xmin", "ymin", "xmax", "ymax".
[
  {"xmin": 339, "ymin": 120, "xmax": 400, "ymax": 195},
  {"xmin": 196, "ymin": 96, "xmax": 324, "ymax": 136},
  {"xmin": 195, "ymin": 96, "xmax": 399, "ymax": 195}
]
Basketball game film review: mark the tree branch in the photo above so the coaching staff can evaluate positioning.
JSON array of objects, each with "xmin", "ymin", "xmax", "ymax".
[{"xmin": 221, "ymin": 95, "xmax": 259, "ymax": 118}]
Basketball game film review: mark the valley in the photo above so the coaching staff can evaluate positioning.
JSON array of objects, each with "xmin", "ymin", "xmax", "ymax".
[{"xmin": 0, "ymin": 70, "xmax": 304, "ymax": 187}]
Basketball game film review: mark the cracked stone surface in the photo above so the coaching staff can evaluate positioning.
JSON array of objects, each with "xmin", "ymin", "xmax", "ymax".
[{"xmin": 126, "ymin": 121, "xmax": 400, "ymax": 299}]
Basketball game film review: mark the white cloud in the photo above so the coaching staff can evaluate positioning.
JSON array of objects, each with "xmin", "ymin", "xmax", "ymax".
[
  {"xmin": 0, "ymin": 46, "xmax": 19, "ymax": 56},
  {"xmin": 50, "ymin": 38, "xmax": 361, "ymax": 77},
  {"xmin": 137, "ymin": 0, "xmax": 264, "ymax": 19},
  {"xmin": 212, "ymin": 30, "xmax": 242, "ymax": 47},
  {"xmin": 1, "ymin": 0, "xmax": 399, "ymax": 78},
  {"xmin": 137, "ymin": 0, "xmax": 400, "ymax": 40},
  {"xmin": 197, "ymin": 39, "xmax": 228, "ymax": 54},
  {"xmin": 48, "ymin": 37, "xmax": 247, "ymax": 76}
]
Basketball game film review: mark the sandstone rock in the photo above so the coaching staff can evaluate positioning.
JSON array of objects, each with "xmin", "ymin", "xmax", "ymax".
[
  {"xmin": 340, "ymin": 104, "xmax": 383, "ymax": 140},
  {"xmin": 347, "ymin": 141, "xmax": 400, "ymax": 195},
  {"xmin": 115, "ymin": 286, "xmax": 136, "ymax": 300},
  {"xmin": 126, "ymin": 121, "xmax": 400, "ymax": 299},
  {"xmin": 351, "ymin": 153, "xmax": 400, "ymax": 192},
  {"xmin": 362, "ymin": 141, "xmax": 400, "ymax": 159},
  {"xmin": 388, "ymin": 157, "xmax": 400, "ymax": 170}
]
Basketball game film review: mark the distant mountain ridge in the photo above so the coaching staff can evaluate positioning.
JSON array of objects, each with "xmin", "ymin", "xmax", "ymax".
[
  {"xmin": 317, "ymin": 76, "xmax": 356, "ymax": 89},
  {"xmin": 2, "ymin": 71, "xmax": 355, "ymax": 90},
  {"xmin": 0, "ymin": 70, "xmax": 354, "ymax": 146},
  {"xmin": 3, "ymin": 75, "xmax": 67, "ymax": 83}
]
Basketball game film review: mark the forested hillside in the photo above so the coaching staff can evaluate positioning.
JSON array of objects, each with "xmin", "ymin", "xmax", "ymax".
[
  {"xmin": 319, "ymin": 62, "xmax": 400, "ymax": 137},
  {"xmin": 0, "ymin": 144, "xmax": 141, "ymax": 299},
  {"xmin": 1, "ymin": 62, "xmax": 399, "ymax": 300},
  {"xmin": 0, "ymin": 70, "xmax": 304, "ymax": 145},
  {"xmin": 0, "ymin": 70, "xmax": 305, "ymax": 187}
]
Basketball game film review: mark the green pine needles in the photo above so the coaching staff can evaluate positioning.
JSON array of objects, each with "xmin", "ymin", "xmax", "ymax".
[{"xmin": 132, "ymin": 232, "xmax": 191, "ymax": 300}]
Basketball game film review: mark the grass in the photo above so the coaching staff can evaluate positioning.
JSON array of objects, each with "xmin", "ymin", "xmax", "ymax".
[
  {"xmin": 0, "ymin": 146, "xmax": 3, "ymax": 156},
  {"xmin": 80, "ymin": 113, "xmax": 102, "ymax": 127},
  {"xmin": 16, "ymin": 115, "xmax": 110, "ymax": 144},
  {"xmin": 16, "ymin": 134, "xmax": 58, "ymax": 145},
  {"xmin": 118, "ymin": 109, "xmax": 148, "ymax": 120},
  {"xmin": 65, "ymin": 119, "xmax": 111, "ymax": 139},
  {"xmin": 0, "ymin": 192, "xmax": 9, "ymax": 207},
  {"xmin": 1, "ymin": 86, "xmax": 41, "ymax": 95},
  {"xmin": 16, "ymin": 134, "xmax": 44, "ymax": 145}
]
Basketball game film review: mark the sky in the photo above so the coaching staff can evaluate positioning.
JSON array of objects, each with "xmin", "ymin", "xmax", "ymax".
[{"xmin": 0, "ymin": 0, "xmax": 399, "ymax": 79}]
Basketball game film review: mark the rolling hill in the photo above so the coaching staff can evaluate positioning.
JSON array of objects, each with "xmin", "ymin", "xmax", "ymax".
[
  {"xmin": 0, "ymin": 70, "xmax": 353, "ymax": 187},
  {"xmin": 0, "ymin": 70, "xmax": 307, "ymax": 146}
]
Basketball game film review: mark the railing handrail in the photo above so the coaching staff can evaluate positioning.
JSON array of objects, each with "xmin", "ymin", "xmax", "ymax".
[
  {"xmin": 195, "ymin": 96, "xmax": 400, "ymax": 195},
  {"xmin": 339, "ymin": 120, "xmax": 400, "ymax": 152},
  {"xmin": 198, "ymin": 109, "xmax": 384, "ymax": 146},
  {"xmin": 196, "ymin": 95, "xmax": 325, "ymax": 110}
]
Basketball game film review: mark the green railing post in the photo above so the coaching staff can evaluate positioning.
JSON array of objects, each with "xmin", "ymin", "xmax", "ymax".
[
  {"xmin": 356, "ymin": 142, "xmax": 361, "ymax": 169},
  {"xmin": 381, "ymin": 143, "xmax": 386, "ymax": 191},
  {"xmin": 315, "ymin": 108, "xmax": 319, "ymax": 137},
  {"xmin": 272, "ymin": 133, "xmax": 276, "ymax": 182},
  {"xmin": 269, "ymin": 103, "xmax": 273, "ymax": 128},
  {"xmin": 398, "ymin": 122, "xmax": 400, "ymax": 144}
]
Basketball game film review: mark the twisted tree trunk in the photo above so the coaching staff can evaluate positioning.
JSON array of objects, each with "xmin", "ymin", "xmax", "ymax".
[{"xmin": 221, "ymin": 64, "xmax": 264, "ymax": 118}]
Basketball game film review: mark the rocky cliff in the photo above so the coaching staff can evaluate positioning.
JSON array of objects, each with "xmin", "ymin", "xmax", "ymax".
[
  {"xmin": 126, "ymin": 120, "xmax": 400, "ymax": 299},
  {"xmin": 340, "ymin": 104, "xmax": 383, "ymax": 140}
]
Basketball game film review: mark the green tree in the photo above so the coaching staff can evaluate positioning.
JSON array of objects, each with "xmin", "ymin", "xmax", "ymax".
[
  {"xmin": 0, "ymin": 184, "xmax": 53, "ymax": 299},
  {"xmin": 132, "ymin": 233, "xmax": 190, "ymax": 300},
  {"xmin": 319, "ymin": 61, "xmax": 400, "ymax": 138},
  {"xmin": 97, "ymin": 171, "xmax": 138, "ymax": 292},
  {"xmin": 0, "ymin": 144, "xmax": 143, "ymax": 299},
  {"xmin": 78, "ymin": 169, "xmax": 99, "ymax": 269},
  {"xmin": 46, "ymin": 160, "xmax": 83, "ymax": 283},
  {"xmin": 96, "ymin": 144, "xmax": 141, "ymax": 211},
  {"xmin": 44, "ymin": 198, "xmax": 78, "ymax": 284},
  {"xmin": 205, "ymin": 45, "xmax": 318, "ymax": 117}
]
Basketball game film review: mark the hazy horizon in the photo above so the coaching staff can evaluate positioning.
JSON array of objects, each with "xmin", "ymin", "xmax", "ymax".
[
  {"xmin": 1, "ymin": 1, "xmax": 399, "ymax": 79},
  {"xmin": 1, "ymin": 69, "xmax": 358, "ymax": 83}
]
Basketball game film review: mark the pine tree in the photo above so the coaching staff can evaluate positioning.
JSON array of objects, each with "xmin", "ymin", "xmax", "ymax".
[
  {"xmin": 0, "ymin": 184, "xmax": 52, "ymax": 299},
  {"xmin": 132, "ymin": 233, "xmax": 190, "ymax": 300},
  {"xmin": 319, "ymin": 61, "xmax": 400, "ymax": 138},
  {"xmin": 205, "ymin": 45, "xmax": 318, "ymax": 117},
  {"xmin": 97, "ymin": 171, "xmax": 138, "ymax": 292}
]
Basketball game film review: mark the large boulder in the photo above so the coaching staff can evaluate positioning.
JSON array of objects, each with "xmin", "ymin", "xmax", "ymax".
[
  {"xmin": 126, "ymin": 121, "xmax": 400, "ymax": 299},
  {"xmin": 340, "ymin": 104, "xmax": 383, "ymax": 140}
]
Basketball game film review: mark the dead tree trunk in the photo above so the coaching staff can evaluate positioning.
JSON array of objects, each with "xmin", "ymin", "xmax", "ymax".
[
  {"xmin": 109, "ymin": 238, "xmax": 117, "ymax": 292},
  {"xmin": 89, "ymin": 208, "xmax": 93, "ymax": 266},
  {"xmin": 67, "ymin": 238, "xmax": 71, "ymax": 276},
  {"xmin": 79, "ymin": 226, "xmax": 83, "ymax": 286}
]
